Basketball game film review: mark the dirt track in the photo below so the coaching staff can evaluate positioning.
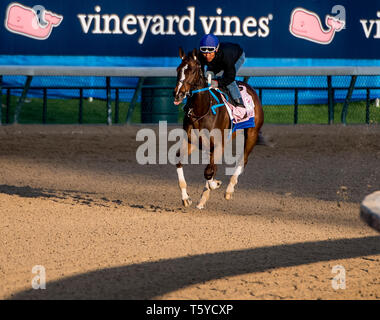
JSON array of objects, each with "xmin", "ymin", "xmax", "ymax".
[{"xmin": 0, "ymin": 124, "xmax": 380, "ymax": 300}]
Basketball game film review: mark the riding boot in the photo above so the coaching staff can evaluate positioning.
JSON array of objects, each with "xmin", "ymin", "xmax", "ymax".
[{"xmin": 234, "ymin": 97, "xmax": 245, "ymax": 108}]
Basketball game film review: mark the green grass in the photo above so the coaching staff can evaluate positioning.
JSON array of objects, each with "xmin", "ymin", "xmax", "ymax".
[
  {"xmin": 1, "ymin": 94, "xmax": 379, "ymax": 125},
  {"xmin": 1, "ymin": 95, "xmax": 143, "ymax": 124},
  {"xmin": 264, "ymin": 101, "xmax": 380, "ymax": 125}
]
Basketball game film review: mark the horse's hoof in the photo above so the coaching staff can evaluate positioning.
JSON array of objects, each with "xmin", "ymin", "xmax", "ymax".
[
  {"xmin": 225, "ymin": 192, "xmax": 233, "ymax": 200},
  {"xmin": 209, "ymin": 180, "xmax": 222, "ymax": 190},
  {"xmin": 182, "ymin": 198, "xmax": 192, "ymax": 207},
  {"xmin": 196, "ymin": 203, "xmax": 205, "ymax": 210}
]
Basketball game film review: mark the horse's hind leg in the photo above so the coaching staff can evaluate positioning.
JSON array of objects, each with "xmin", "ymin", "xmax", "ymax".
[{"xmin": 225, "ymin": 128, "xmax": 258, "ymax": 200}]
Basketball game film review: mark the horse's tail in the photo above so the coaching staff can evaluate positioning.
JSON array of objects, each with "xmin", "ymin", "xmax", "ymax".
[{"xmin": 238, "ymin": 81, "xmax": 274, "ymax": 147}]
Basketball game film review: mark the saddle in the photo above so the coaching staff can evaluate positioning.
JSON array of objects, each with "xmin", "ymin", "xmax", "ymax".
[{"xmin": 215, "ymin": 84, "xmax": 255, "ymax": 125}]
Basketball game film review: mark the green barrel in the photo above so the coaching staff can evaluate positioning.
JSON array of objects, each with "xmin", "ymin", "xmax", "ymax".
[{"xmin": 141, "ymin": 77, "xmax": 178, "ymax": 123}]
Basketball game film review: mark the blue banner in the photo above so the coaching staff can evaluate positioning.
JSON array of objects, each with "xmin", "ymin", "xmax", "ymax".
[{"xmin": 1, "ymin": 0, "xmax": 380, "ymax": 59}]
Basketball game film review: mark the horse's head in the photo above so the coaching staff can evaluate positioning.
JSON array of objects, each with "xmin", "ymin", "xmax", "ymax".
[{"xmin": 173, "ymin": 47, "xmax": 203, "ymax": 105}]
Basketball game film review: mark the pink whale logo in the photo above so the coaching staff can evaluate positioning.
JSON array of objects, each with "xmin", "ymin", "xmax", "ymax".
[
  {"xmin": 289, "ymin": 8, "xmax": 345, "ymax": 45},
  {"xmin": 5, "ymin": 2, "xmax": 63, "ymax": 40}
]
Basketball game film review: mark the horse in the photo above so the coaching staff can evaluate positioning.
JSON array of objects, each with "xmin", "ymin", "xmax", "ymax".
[{"xmin": 173, "ymin": 47, "xmax": 264, "ymax": 209}]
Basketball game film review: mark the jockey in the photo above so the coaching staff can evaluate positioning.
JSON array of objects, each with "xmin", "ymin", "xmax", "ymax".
[{"xmin": 198, "ymin": 34, "xmax": 246, "ymax": 108}]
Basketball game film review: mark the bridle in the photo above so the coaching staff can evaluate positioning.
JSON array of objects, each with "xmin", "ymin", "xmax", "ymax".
[
  {"xmin": 176, "ymin": 63, "xmax": 203, "ymax": 99},
  {"xmin": 177, "ymin": 78, "xmax": 194, "ymax": 99},
  {"xmin": 176, "ymin": 61, "xmax": 220, "ymax": 122}
]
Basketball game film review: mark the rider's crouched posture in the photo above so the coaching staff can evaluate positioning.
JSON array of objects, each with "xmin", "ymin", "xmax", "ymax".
[{"xmin": 197, "ymin": 34, "xmax": 246, "ymax": 108}]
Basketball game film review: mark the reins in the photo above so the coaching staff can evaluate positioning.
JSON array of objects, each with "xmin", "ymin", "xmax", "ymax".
[
  {"xmin": 181, "ymin": 74, "xmax": 234, "ymax": 138},
  {"xmin": 191, "ymin": 87, "xmax": 229, "ymax": 115},
  {"xmin": 180, "ymin": 66, "xmax": 230, "ymax": 122}
]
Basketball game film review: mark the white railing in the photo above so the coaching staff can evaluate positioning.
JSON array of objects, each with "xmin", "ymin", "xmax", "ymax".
[{"xmin": 1, "ymin": 66, "xmax": 380, "ymax": 77}]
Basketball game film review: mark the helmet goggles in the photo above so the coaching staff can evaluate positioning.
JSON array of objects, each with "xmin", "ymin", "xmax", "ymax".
[{"xmin": 200, "ymin": 46, "xmax": 218, "ymax": 53}]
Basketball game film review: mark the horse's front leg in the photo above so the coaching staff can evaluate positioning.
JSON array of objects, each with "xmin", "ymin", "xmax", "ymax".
[
  {"xmin": 196, "ymin": 139, "xmax": 223, "ymax": 210},
  {"xmin": 176, "ymin": 140, "xmax": 196, "ymax": 207},
  {"xmin": 176, "ymin": 163, "xmax": 192, "ymax": 207},
  {"xmin": 196, "ymin": 163, "xmax": 222, "ymax": 209}
]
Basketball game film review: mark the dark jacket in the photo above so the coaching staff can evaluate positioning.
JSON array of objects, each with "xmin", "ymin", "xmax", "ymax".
[{"xmin": 198, "ymin": 42, "xmax": 243, "ymax": 88}]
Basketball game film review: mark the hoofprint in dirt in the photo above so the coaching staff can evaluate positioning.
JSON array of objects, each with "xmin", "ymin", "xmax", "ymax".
[{"xmin": 0, "ymin": 124, "xmax": 379, "ymax": 300}]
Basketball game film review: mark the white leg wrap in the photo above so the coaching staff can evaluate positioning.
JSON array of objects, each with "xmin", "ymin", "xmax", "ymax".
[
  {"xmin": 177, "ymin": 167, "xmax": 189, "ymax": 200},
  {"xmin": 226, "ymin": 165, "xmax": 243, "ymax": 194},
  {"xmin": 208, "ymin": 179, "xmax": 218, "ymax": 190}
]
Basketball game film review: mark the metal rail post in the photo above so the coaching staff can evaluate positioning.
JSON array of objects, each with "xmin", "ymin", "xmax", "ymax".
[
  {"xmin": 115, "ymin": 88, "xmax": 119, "ymax": 124},
  {"xmin": 294, "ymin": 89, "xmax": 299, "ymax": 125},
  {"xmin": 332, "ymin": 88, "xmax": 335, "ymax": 124},
  {"xmin": 327, "ymin": 76, "xmax": 334, "ymax": 124},
  {"xmin": 6, "ymin": 89, "xmax": 10, "ymax": 124},
  {"xmin": 366, "ymin": 88, "xmax": 370, "ymax": 124},
  {"xmin": 0, "ymin": 75, "xmax": 2, "ymax": 125},
  {"xmin": 106, "ymin": 76, "xmax": 112, "ymax": 125},
  {"xmin": 126, "ymin": 77, "xmax": 145, "ymax": 124},
  {"xmin": 42, "ymin": 88, "xmax": 47, "ymax": 124},
  {"xmin": 341, "ymin": 75, "xmax": 357, "ymax": 125},
  {"xmin": 79, "ymin": 88, "xmax": 83, "ymax": 124},
  {"xmin": 259, "ymin": 88, "xmax": 263, "ymax": 104},
  {"xmin": 14, "ymin": 76, "xmax": 33, "ymax": 124}
]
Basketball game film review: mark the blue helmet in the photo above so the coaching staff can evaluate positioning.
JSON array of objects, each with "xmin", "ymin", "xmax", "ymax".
[{"xmin": 199, "ymin": 34, "xmax": 219, "ymax": 52}]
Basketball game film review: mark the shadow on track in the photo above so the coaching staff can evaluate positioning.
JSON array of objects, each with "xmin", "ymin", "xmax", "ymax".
[{"xmin": 9, "ymin": 236, "xmax": 380, "ymax": 300}]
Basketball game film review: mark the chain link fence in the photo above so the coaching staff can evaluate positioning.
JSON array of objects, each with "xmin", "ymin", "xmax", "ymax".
[
  {"xmin": 1, "ymin": 74, "xmax": 380, "ymax": 125},
  {"xmin": 0, "ymin": 75, "xmax": 139, "ymax": 124},
  {"xmin": 246, "ymin": 75, "xmax": 380, "ymax": 125}
]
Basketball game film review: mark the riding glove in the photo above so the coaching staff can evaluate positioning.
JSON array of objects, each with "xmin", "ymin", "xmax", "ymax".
[{"xmin": 211, "ymin": 80, "xmax": 218, "ymax": 89}]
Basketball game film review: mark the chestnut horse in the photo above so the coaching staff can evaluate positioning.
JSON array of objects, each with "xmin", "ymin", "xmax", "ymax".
[{"xmin": 173, "ymin": 48, "xmax": 264, "ymax": 209}]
